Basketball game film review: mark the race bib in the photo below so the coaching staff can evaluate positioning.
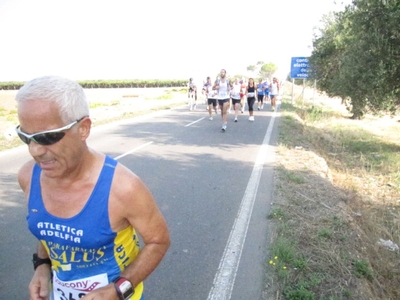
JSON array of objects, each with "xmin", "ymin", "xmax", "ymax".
[
  {"xmin": 219, "ymin": 91, "xmax": 229, "ymax": 98},
  {"xmin": 247, "ymin": 92, "xmax": 255, "ymax": 97},
  {"xmin": 53, "ymin": 272, "xmax": 108, "ymax": 299}
]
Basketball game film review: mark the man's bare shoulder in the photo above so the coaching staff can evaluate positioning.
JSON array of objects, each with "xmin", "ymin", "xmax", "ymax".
[
  {"xmin": 17, "ymin": 159, "xmax": 36, "ymax": 193},
  {"xmin": 109, "ymin": 162, "xmax": 157, "ymax": 229},
  {"xmin": 112, "ymin": 163, "xmax": 148, "ymax": 200}
]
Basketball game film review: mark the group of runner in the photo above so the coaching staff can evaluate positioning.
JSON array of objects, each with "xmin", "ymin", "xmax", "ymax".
[{"xmin": 188, "ymin": 69, "xmax": 280, "ymax": 132}]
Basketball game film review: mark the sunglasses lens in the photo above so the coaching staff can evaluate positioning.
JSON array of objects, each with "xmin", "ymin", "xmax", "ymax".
[
  {"xmin": 34, "ymin": 132, "xmax": 66, "ymax": 145},
  {"xmin": 16, "ymin": 118, "xmax": 83, "ymax": 146},
  {"xmin": 17, "ymin": 132, "xmax": 31, "ymax": 144},
  {"xmin": 17, "ymin": 132, "xmax": 66, "ymax": 145}
]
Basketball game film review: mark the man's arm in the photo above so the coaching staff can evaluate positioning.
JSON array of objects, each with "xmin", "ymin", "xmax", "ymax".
[
  {"xmin": 115, "ymin": 171, "xmax": 170, "ymax": 288},
  {"xmin": 84, "ymin": 164, "xmax": 170, "ymax": 299},
  {"xmin": 212, "ymin": 79, "xmax": 219, "ymax": 90},
  {"xmin": 18, "ymin": 161, "xmax": 53, "ymax": 300},
  {"xmin": 29, "ymin": 243, "xmax": 52, "ymax": 300}
]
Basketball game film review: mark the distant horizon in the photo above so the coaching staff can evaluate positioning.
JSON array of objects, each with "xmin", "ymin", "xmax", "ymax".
[
  {"xmin": 0, "ymin": 61, "xmax": 291, "ymax": 83},
  {"xmin": 0, "ymin": 71, "xmax": 293, "ymax": 85}
]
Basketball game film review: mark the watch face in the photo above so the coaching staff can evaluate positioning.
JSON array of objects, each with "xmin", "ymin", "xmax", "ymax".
[{"xmin": 119, "ymin": 280, "xmax": 134, "ymax": 299}]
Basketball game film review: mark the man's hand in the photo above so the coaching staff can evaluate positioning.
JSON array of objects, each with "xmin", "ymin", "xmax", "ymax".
[{"xmin": 29, "ymin": 265, "xmax": 51, "ymax": 300}]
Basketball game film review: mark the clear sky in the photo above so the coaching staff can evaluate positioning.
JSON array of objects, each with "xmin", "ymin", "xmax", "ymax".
[{"xmin": 0, "ymin": 0, "xmax": 350, "ymax": 82}]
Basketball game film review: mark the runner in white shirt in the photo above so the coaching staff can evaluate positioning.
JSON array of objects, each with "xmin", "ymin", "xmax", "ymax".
[
  {"xmin": 240, "ymin": 78, "xmax": 247, "ymax": 113},
  {"xmin": 230, "ymin": 78, "xmax": 242, "ymax": 122},
  {"xmin": 206, "ymin": 77, "xmax": 218, "ymax": 120},
  {"xmin": 187, "ymin": 78, "xmax": 197, "ymax": 111},
  {"xmin": 213, "ymin": 69, "xmax": 232, "ymax": 131},
  {"xmin": 270, "ymin": 77, "xmax": 280, "ymax": 111}
]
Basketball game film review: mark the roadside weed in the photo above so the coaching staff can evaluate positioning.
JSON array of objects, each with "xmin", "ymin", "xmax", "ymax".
[
  {"xmin": 265, "ymin": 83, "xmax": 400, "ymax": 299},
  {"xmin": 352, "ymin": 259, "xmax": 373, "ymax": 280}
]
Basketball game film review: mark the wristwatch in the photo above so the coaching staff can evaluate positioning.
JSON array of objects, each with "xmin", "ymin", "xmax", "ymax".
[
  {"xmin": 32, "ymin": 253, "xmax": 51, "ymax": 270},
  {"xmin": 113, "ymin": 276, "xmax": 134, "ymax": 300}
]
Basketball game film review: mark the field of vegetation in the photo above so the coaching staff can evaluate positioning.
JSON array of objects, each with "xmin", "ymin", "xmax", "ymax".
[
  {"xmin": 264, "ymin": 83, "xmax": 400, "ymax": 299},
  {"xmin": 0, "ymin": 86, "xmax": 187, "ymax": 151}
]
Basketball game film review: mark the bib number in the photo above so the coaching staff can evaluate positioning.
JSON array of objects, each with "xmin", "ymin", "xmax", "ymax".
[
  {"xmin": 55, "ymin": 289, "xmax": 86, "ymax": 300},
  {"xmin": 53, "ymin": 272, "xmax": 108, "ymax": 300}
]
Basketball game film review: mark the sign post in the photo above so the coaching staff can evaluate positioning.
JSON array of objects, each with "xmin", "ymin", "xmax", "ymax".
[
  {"xmin": 290, "ymin": 57, "xmax": 309, "ymax": 79},
  {"xmin": 290, "ymin": 57, "xmax": 310, "ymax": 104}
]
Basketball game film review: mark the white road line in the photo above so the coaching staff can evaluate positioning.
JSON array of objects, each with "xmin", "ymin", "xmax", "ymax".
[
  {"xmin": 185, "ymin": 117, "xmax": 206, "ymax": 127},
  {"xmin": 207, "ymin": 110, "xmax": 277, "ymax": 300},
  {"xmin": 114, "ymin": 141, "xmax": 153, "ymax": 160}
]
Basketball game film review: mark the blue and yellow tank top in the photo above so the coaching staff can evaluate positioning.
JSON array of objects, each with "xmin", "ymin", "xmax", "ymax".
[{"xmin": 27, "ymin": 156, "xmax": 143, "ymax": 299}]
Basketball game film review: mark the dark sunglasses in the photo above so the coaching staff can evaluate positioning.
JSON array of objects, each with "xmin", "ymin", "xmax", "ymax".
[{"xmin": 15, "ymin": 116, "xmax": 86, "ymax": 146}]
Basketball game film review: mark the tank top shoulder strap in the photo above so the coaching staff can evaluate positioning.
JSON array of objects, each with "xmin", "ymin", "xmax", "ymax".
[
  {"xmin": 94, "ymin": 156, "xmax": 118, "ymax": 199},
  {"xmin": 29, "ymin": 163, "xmax": 44, "ymax": 211},
  {"xmin": 104, "ymin": 155, "xmax": 118, "ymax": 169}
]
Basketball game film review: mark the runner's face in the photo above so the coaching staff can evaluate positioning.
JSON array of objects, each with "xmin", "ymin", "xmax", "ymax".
[
  {"xmin": 18, "ymin": 100, "xmax": 85, "ymax": 179},
  {"xmin": 220, "ymin": 70, "xmax": 226, "ymax": 78}
]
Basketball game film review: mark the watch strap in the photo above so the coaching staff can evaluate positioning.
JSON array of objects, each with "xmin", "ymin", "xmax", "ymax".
[{"xmin": 32, "ymin": 253, "xmax": 51, "ymax": 270}]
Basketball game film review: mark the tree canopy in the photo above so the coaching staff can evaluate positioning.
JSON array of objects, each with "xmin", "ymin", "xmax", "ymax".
[
  {"xmin": 247, "ymin": 62, "xmax": 278, "ymax": 80},
  {"xmin": 309, "ymin": 0, "xmax": 400, "ymax": 118}
]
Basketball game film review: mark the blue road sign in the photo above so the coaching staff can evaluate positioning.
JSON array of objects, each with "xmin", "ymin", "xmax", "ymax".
[{"xmin": 290, "ymin": 57, "xmax": 309, "ymax": 79}]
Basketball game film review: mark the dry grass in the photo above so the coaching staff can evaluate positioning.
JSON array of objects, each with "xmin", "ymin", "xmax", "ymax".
[
  {"xmin": 0, "ymin": 88, "xmax": 187, "ymax": 151},
  {"xmin": 264, "ymin": 83, "xmax": 400, "ymax": 299}
]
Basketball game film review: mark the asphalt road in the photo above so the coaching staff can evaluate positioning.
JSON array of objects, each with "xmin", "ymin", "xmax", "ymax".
[{"xmin": 0, "ymin": 102, "xmax": 280, "ymax": 300}]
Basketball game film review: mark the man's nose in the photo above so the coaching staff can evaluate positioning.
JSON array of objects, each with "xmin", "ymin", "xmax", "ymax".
[{"xmin": 28, "ymin": 141, "xmax": 47, "ymax": 157}]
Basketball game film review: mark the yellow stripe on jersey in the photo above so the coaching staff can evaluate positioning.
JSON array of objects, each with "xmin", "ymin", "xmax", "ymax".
[{"xmin": 114, "ymin": 226, "xmax": 143, "ymax": 299}]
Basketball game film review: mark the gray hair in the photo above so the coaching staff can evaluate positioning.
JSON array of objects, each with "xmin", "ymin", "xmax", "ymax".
[{"xmin": 15, "ymin": 76, "xmax": 89, "ymax": 123}]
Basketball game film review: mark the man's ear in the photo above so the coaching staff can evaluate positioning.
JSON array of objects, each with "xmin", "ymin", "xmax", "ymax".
[{"xmin": 79, "ymin": 117, "xmax": 92, "ymax": 140}]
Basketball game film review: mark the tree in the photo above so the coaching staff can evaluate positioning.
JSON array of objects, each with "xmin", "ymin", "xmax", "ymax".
[
  {"xmin": 247, "ymin": 65, "xmax": 257, "ymax": 72},
  {"xmin": 310, "ymin": 0, "xmax": 400, "ymax": 118},
  {"xmin": 247, "ymin": 62, "xmax": 278, "ymax": 79},
  {"xmin": 309, "ymin": 10, "xmax": 351, "ymax": 100},
  {"xmin": 259, "ymin": 63, "xmax": 278, "ymax": 79}
]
